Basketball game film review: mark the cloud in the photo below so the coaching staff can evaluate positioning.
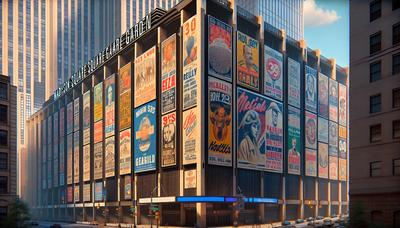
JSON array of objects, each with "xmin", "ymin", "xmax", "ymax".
[{"xmin": 304, "ymin": 0, "xmax": 341, "ymax": 27}]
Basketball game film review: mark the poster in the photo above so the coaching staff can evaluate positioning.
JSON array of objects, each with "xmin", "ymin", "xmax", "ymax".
[
  {"xmin": 237, "ymin": 31, "xmax": 259, "ymax": 90},
  {"xmin": 161, "ymin": 112, "xmax": 176, "ymax": 167},
  {"xmin": 134, "ymin": 101, "xmax": 157, "ymax": 173},
  {"xmin": 339, "ymin": 138, "xmax": 347, "ymax": 159},
  {"xmin": 67, "ymin": 186, "xmax": 73, "ymax": 203},
  {"xmin": 329, "ymin": 121, "xmax": 338, "ymax": 156},
  {"xmin": 104, "ymin": 74, "xmax": 115, "ymax": 137},
  {"xmin": 305, "ymin": 66, "xmax": 317, "ymax": 113},
  {"xmin": 119, "ymin": 62, "xmax": 131, "ymax": 94},
  {"xmin": 305, "ymin": 148, "xmax": 317, "ymax": 177},
  {"xmin": 94, "ymin": 82, "xmax": 103, "ymax": 122},
  {"xmin": 182, "ymin": 16, "xmax": 200, "ymax": 110},
  {"xmin": 83, "ymin": 144, "xmax": 90, "ymax": 181},
  {"xmin": 237, "ymin": 88, "xmax": 267, "ymax": 170},
  {"xmin": 329, "ymin": 78, "xmax": 338, "ymax": 122},
  {"xmin": 67, "ymin": 102, "xmax": 73, "ymax": 134},
  {"xmin": 264, "ymin": 46, "xmax": 283, "ymax": 100},
  {"xmin": 83, "ymin": 184, "xmax": 91, "ymax": 202},
  {"xmin": 318, "ymin": 117, "xmax": 329, "ymax": 143},
  {"xmin": 119, "ymin": 129, "xmax": 131, "ymax": 175},
  {"xmin": 318, "ymin": 142, "xmax": 329, "ymax": 179},
  {"xmin": 124, "ymin": 175, "xmax": 132, "ymax": 200},
  {"xmin": 339, "ymin": 158, "xmax": 347, "ymax": 181},
  {"xmin": 74, "ymin": 185, "xmax": 80, "ymax": 202},
  {"xmin": 60, "ymin": 107, "xmax": 65, "ymax": 138},
  {"xmin": 74, "ymin": 98, "xmax": 80, "ymax": 132},
  {"xmin": 119, "ymin": 63, "xmax": 131, "ymax": 130},
  {"xmin": 265, "ymin": 99, "xmax": 283, "ymax": 172},
  {"xmin": 83, "ymin": 91, "xmax": 91, "ymax": 145},
  {"xmin": 288, "ymin": 57, "xmax": 301, "ymax": 108},
  {"xmin": 94, "ymin": 142, "xmax": 103, "ymax": 180},
  {"xmin": 318, "ymin": 73, "xmax": 329, "ymax": 118},
  {"xmin": 134, "ymin": 46, "xmax": 156, "ymax": 108},
  {"xmin": 67, "ymin": 134, "xmax": 73, "ymax": 185},
  {"xmin": 59, "ymin": 140, "xmax": 65, "ymax": 186},
  {"xmin": 339, "ymin": 83, "xmax": 347, "ymax": 126},
  {"xmin": 305, "ymin": 111, "xmax": 317, "ymax": 149},
  {"xmin": 73, "ymin": 132, "xmax": 79, "ymax": 184},
  {"xmin": 208, "ymin": 77, "xmax": 232, "ymax": 167},
  {"xmin": 105, "ymin": 136, "xmax": 115, "ymax": 178},
  {"xmin": 339, "ymin": 125, "xmax": 347, "ymax": 139},
  {"xmin": 288, "ymin": 106, "xmax": 301, "ymax": 175},
  {"xmin": 94, "ymin": 120, "xmax": 103, "ymax": 143},
  {"xmin": 95, "ymin": 182, "xmax": 103, "ymax": 201},
  {"xmin": 329, "ymin": 156, "xmax": 338, "ymax": 180},
  {"xmin": 208, "ymin": 15, "xmax": 232, "ymax": 81},
  {"xmin": 184, "ymin": 169, "xmax": 196, "ymax": 189},
  {"xmin": 182, "ymin": 107, "xmax": 198, "ymax": 165},
  {"xmin": 161, "ymin": 34, "xmax": 177, "ymax": 114}
]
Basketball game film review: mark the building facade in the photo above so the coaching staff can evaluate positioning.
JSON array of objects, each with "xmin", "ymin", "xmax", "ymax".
[
  {"xmin": 0, "ymin": 75, "xmax": 17, "ymax": 218},
  {"xmin": 349, "ymin": 0, "xmax": 400, "ymax": 227},
  {"xmin": 23, "ymin": 0, "xmax": 346, "ymax": 226}
]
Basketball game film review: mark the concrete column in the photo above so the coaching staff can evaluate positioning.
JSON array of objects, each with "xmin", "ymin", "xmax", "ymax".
[
  {"xmin": 282, "ymin": 176, "xmax": 286, "ymax": 221},
  {"xmin": 299, "ymin": 177, "xmax": 304, "ymax": 219}
]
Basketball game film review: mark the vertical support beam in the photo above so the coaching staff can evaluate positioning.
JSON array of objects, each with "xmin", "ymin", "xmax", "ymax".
[
  {"xmin": 299, "ymin": 177, "xmax": 304, "ymax": 219},
  {"xmin": 133, "ymin": 43, "xmax": 139, "ymax": 226},
  {"xmin": 258, "ymin": 15, "xmax": 265, "ymax": 224},
  {"xmin": 282, "ymin": 176, "xmax": 286, "ymax": 222},
  {"xmin": 315, "ymin": 179, "xmax": 319, "ymax": 217}
]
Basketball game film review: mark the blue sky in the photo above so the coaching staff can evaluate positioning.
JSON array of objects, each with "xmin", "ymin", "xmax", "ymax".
[{"xmin": 304, "ymin": 0, "xmax": 349, "ymax": 67}]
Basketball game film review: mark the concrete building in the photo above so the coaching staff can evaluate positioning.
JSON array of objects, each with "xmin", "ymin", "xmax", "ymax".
[
  {"xmin": 0, "ymin": 74, "xmax": 17, "ymax": 218},
  {"xmin": 349, "ymin": 0, "xmax": 400, "ymax": 227}
]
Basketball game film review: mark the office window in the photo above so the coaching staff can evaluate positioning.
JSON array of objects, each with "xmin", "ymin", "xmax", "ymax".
[
  {"xmin": 0, "ymin": 83, "xmax": 7, "ymax": 100},
  {"xmin": 370, "ymin": 61, "xmax": 381, "ymax": 82},
  {"xmin": 0, "ymin": 153, "xmax": 6, "ymax": 170},
  {"xmin": 370, "ymin": 124, "xmax": 382, "ymax": 142},
  {"xmin": 0, "ymin": 176, "xmax": 7, "ymax": 193},
  {"xmin": 393, "ymin": 120, "xmax": 400, "ymax": 139},
  {"xmin": 370, "ymin": 94, "xmax": 381, "ymax": 113},
  {"xmin": 394, "ymin": 23, "xmax": 400, "ymax": 45},
  {"xmin": 394, "ymin": 88, "xmax": 400, "ymax": 108},
  {"xmin": 0, "ymin": 130, "xmax": 7, "ymax": 146},
  {"xmin": 370, "ymin": 32, "xmax": 381, "ymax": 54},
  {"xmin": 370, "ymin": 161, "xmax": 382, "ymax": 177},
  {"xmin": 394, "ymin": 159, "xmax": 400, "ymax": 175},
  {"xmin": 394, "ymin": 0, "xmax": 400, "ymax": 10},
  {"xmin": 0, "ymin": 105, "xmax": 7, "ymax": 124},
  {"xmin": 370, "ymin": 0, "xmax": 381, "ymax": 21},
  {"xmin": 393, "ymin": 53, "xmax": 400, "ymax": 74}
]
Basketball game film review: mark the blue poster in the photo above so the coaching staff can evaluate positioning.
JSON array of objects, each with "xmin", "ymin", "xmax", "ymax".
[
  {"xmin": 134, "ymin": 100, "xmax": 157, "ymax": 173},
  {"xmin": 95, "ymin": 182, "xmax": 103, "ymax": 201},
  {"xmin": 305, "ymin": 66, "xmax": 317, "ymax": 113}
]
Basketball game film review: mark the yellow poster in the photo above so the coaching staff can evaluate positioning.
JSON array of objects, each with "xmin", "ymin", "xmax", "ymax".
[
  {"xmin": 94, "ymin": 82, "xmax": 103, "ymax": 122},
  {"xmin": 134, "ymin": 46, "xmax": 156, "ymax": 108},
  {"xmin": 83, "ymin": 144, "xmax": 91, "ymax": 181},
  {"xmin": 237, "ymin": 31, "xmax": 259, "ymax": 90},
  {"xmin": 119, "ymin": 91, "xmax": 131, "ymax": 130},
  {"xmin": 339, "ymin": 158, "xmax": 347, "ymax": 181}
]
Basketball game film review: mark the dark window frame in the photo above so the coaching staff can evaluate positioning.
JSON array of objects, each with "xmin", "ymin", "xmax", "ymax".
[
  {"xmin": 0, "ymin": 130, "xmax": 8, "ymax": 147},
  {"xmin": 393, "ymin": 120, "xmax": 400, "ymax": 139},
  {"xmin": 394, "ymin": 0, "xmax": 400, "ymax": 11},
  {"xmin": 394, "ymin": 22, "xmax": 400, "ymax": 45},
  {"xmin": 393, "ymin": 53, "xmax": 400, "ymax": 75},
  {"xmin": 0, "ymin": 83, "xmax": 7, "ymax": 100},
  {"xmin": 370, "ymin": 0, "xmax": 382, "ymax": 21},
  {"xmin": 370, "ymin": 94, "xmax": 382, "ymax": 113},
  {"xmin": 370, "ymin": 61, "xmax": 381, "ymax": 82},
  {"xmin": 0, "ymin": 153, "xmax": 7, "ymax": 170},
  {"xmin": 393, "ymin": 158, "xmax": 400, "ymax": 176},
  {"xmin": 370, "ymin": 31, "xmax": 382, "ymax": 55},
  {"xmin": 0, "ymin": 176, "xmax": 7, "ymax": 194},
  {"xmin": 370, "ymin": 161, "xmax": 382, "ymax": 177},
  {"xmin": 394, "ymin": 88, "xmax": 400, "ymax": 108},
  {"xmin": 370, "ymin": 124, "xmax": 382, "ymax": 143},
  {"xmin": 0, "ymin": 105, "xmax": 7, "ymax": 124}
]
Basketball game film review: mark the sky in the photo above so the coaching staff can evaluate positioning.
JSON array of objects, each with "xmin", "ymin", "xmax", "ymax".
[{"xmin": 304, "ymin": 0, "xmax": 349, "ymax": 67}]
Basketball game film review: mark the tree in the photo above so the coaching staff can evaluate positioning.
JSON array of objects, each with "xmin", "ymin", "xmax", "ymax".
[
  {"xmin": 1, "ymin": 198, "xmax": 31, "ymax": 228},
  {"xmin": 348, "ymin": 202, "xmax": 368, "ymax": 228}
]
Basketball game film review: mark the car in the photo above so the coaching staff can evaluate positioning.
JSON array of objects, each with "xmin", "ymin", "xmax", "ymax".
[
  {"xmin": 306, "ymin": 217, "xmax": 315, "ymax": 222},
  {"xmin": 316, "ymin": 216, "xmax": 324, "ymax": 220},
  {"xmin": 295, "ymin": 218, "xmax": 304, "ymax": 224},
  {"xmin": 323, "ymin": 218, "xmax": 333, "ymax": 226}
]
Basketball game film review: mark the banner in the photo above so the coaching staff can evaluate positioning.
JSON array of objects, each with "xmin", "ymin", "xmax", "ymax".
[
  {"xmin": 266, "ymin": 99, "xmax": 283, "ymax": 172},
  {"xmin": 124, "ymin": 175, "xmax": 132, "ymax": 200},
  {"xmin": 94, "ymin": 142, "xmax": 103, "ymax": 180},
  {"xmin": 182, "ymin": 107, "xmax": 198, "ymax": 165},
  {"xmin": 237, "ymin": 31, "xmax": 259, "ymax": 90},
  {"xmin": 208, "ymin": 77, "xmax": 232, "ymax": 167},
  {"xmin": 288, "ymin": 58, "xmax": 301, "ymax": 108},
  {"xmin": 339, "ymin": 83, "xmax": 347, "ymax": 126},
  {"xmin": 182, "ymin": 16, "xmax": 200, "ymax": 110},
  {"xmin": 305, "ymin": 111, "xmax": 317, "ymax": 149},
  {"xmin": 73, "ymin": 132, "xmax": 79, "ymax": 184},
  {"xmin": 67, "ymin": 134, "xmax": 73, "ymax": 184},
  {"xmin": 134, "ymin": 46, "xmax": 156, "ymax": 108},
  {"xmin": 339, "ymin": 125, "xmax": 347, "ymax": 139},
  {"xmin": 59, "ymin": 139, "xmax": 65, "ymax": 186},
  {"xmin": 119, "ymin": 62, "xmax": 131, "ymax": 94},
  {"xmin": 305, "ymin": 148, "xmax": 317, "ymax": 177},
  {"xmin": 83, "ymin": 144, "xmax": 90, "ymax": 181},
  {"xmin": 83, "ymin": 91, "xmax": 91, "ymax": 145},
  {"xmin": 184, "ymin": 169, "xmax": 196, "ymax": 189},
  {"xmin": 83, "ymin": 184, "xmax": 91, "ymax": 202},
  {"xmin": 339, "ymin": 138, "xmax": 347, "ymax": 159},
  {"xmin": 329, "ymin": 156, "xmax": 338, "ymax": 180},
  {"xmin": 318, "ymin": 142, "xmax": 329, "ymax": 178},
  {"xmin": 94, "ymin": 120, "xmax": 103, "ymax": 143},
  {"xmin": 339, "ymin": 158, "xmax": 347, "ymax": 181},
  {"xmin": 119, "ymin": 63, "xmax": 131, "ymax": 130},
  {"xmin": 318, "ymin": 117, "xmax": 329, "ymax": 143},
  {"xmin": 94, "ymin": 82, "xmax": 103, "ymax": 122},
  {"xmin": 305, "ymin": 66, "xmax": 317, "ymax": 113},
  {"xmin": 60, "ymin": 107, "xmax": 65, "ymax": 137},
  {"xmin": 95, "ymin": 182, "xmax": 103, "ymax": 201},
  {"xmin": 67, "ymin": 102, "xmax": 73, "ymax": 134},
  {"xmin": 264, "ymin": 46, "xmax": 283, "ymax": 100},
  {"xmin": 74, "ymin": 185, "xmax": 80, "ymax": 202},
  {"xmin": 329, "ymin": 121, "xmax": 338, "ymax": 156},
  {"xmin": 67, "ymin": 186, "xmax": 73, "ymax": 203},
  {"xmin": 74, "ymin": 98, "xmax": 80, "ymax": 132},
  {"xmin": 237, "ymin": 88, "xmax": 266, "ymax": 170},
  {"xmin": 208, "ymin": 15, "xmax": 232, "ymax": 81},
  {"xmin": 119, "ymin": 128, "xmax": 131, "ymax": 175},
  {"xmin": 318, "ymin": 73, "xmax": 329, "ymax": 118},
  {"xmin": 104, "ymin": 74, "xmax": 115, "ymax": 137},
  {"xmin": 288, "ymin": 106, "xmax": 301, "ymax": 175},
  {"xmin": 161, "ymin": 112, "xmax": 176, "ymax": 167},
  {"xmin": 329, "ymin": 78, "xmax": 338, "ymax": 122},
  {"xmin": 105, "ymin": 136, "xmax": 115, "ymax": 178},
  {"xmin": 134, "ymin": 101, "xmax": 157, "ymax": 173},
  {"xmin": 161, "ymin": 34, "xmax": 177, "ymax": 114}
]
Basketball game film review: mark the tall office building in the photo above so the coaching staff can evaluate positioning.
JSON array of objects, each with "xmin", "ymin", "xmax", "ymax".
[{"xmin": 350, "ymin": 0, "xmax": 400, "ymax": 227}]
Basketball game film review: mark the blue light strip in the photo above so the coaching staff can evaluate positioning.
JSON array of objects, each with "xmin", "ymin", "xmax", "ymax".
[{"xmin": 175, "ymin": 196, "xmax": 278, "ymax": 204}]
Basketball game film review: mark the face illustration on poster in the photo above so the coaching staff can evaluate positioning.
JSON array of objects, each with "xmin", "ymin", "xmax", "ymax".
[
  {"xmin": 289, "ymin": 137, "xmax": 299, "ymax": 157},
  {"xmin": 210, "ymin": 105, "xmax": 231, "ymax": 142},
  {"xmin": 306, "ymin": 73, "xmax": 316, "ymax": 102},
  {"xmin": 238, "ymin": 109, "xmax": 262, "ymax": 164},
  {"xmin": 163, "ymin": 123, "xmax": 175, "ymax": 149}
]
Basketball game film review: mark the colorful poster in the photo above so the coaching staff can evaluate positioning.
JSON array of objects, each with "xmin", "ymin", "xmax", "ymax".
[
  {"xmin": 134, "ymin": 101, "xmax": 157, "ymax": 173},
  {"xmin": 124, "ymin": 175, "xmax": 132, "ymax": 200},
  {"xmin": 83, "ymin": 184, "xmax": 91, "ymax": 202},
  {"xmin": 161, "ymin": 34, "xmax": 177, "ymax": 115},
  {"xmin": 318, "ymin": 142, "xmax": 329, "ymax": 179},
  {"xmin": 119, "ymin": 63, "xmax": 131, "ymax": 130},
  {"xmin": 119, "ymin": 62, "xmax": 131, "ymax": 94},
  {"xmin": 74, "ymin": 185, "xmax": 80, "ymax": 202},
  {"xmin": 105, "ymin": 136, "xmax": 115, "ymax": 178},
  {"xmin": 237, "ymin": 88, "xmax": 267, "ymax": 170},
  {"xmin": 59, "ymin": 139, "xmax": 65, "ymax": 186},
  {"xmin": 305, "ymin": 111, "xmax": 317, "ymax": 149},
  {"xmin": 318, "ymin": 73, "xmax": 329, "ymax": 118},
  {"xmin": 184, "ymin": 169, "xmax": 196, "ymax": 189},
  {"xmin": 339, "ymin": 158, "xmax": 347, "ymax": 181},
  {"xmin": 339, "ymin": 125, "xmax": 347, "ymax": 139},
  {"xmin": 67, "ymin": 186, "xmax": 73, "ymax": 203},
  {"xmin": 305, "ymin": 66, "xmax": 317, "ymax": 113},
  {"xmin": 329, "ymin": 156, "xmax": 338, "ymax": 180},
  {"xmin": 73, "ymin": 132, "xmax": 79, "ymax": 184},
  {"xmin": 60, "ymin": 107, "xmax": 65, "ymax": 138},
  {"xmin": 94, "ymin": 120, "xmax": 103, "ymax": 143},
  {"xmin": 104, "ymin": 74, "xmax": 115, "ymax": 137},
  {"xmin": 67, "ymin": 102, "xmax": 73, "ymax": 134},
  {"xmin": 264, "ymin": 46, "xmax": 283, "ymax": 100},
  {"xmin": 83, "ymin": 144, "xmax": 90, "ymax": 181},
  {"xmin": 74, "ymin": 98, "xmax": 80, "ymax": 132},
  {"xmin": 134, "ymin": 46, "xmax": 156, "ymax": 108},
  {"xmin": 182, "ymin": 107, "xmax": 198, "ymax": 165},
  {"xmin": 339, "ymin": 138, "xmax": 347, "ymax": 159},
  {"xmin": 94, "ymin": 82, "xmax": 103, "ymax": 122},
  {"xmin": 288, "ymin": 106, "xmax": 301, "ymax": 175},
  {"xmin": 161, "ymin": 112, "xmax": 176, "ymax": 167},
  {"xmin": 67, "ymin": 134, "xmax": 73, "ymax": 185},
  {"xmin": 305, "ymin": 148, "xmax": 317, "ymax": 177},
  {"xmin": 288, "ymin": 57, "xmax": 301, "ymax": 108},
  {"xmin": 338, "ymin": 83, "xmax": 347, "ymax": 126},
  {"xmin": 329, "ymin": 121, "xmax": 338, "ymax": 156},
  {"xmin": 94, "ymin": 142, "xmax": 103, "ymax": 180},
  {"xmin": 182, "ymin": 16, "xmax": 200, "ymax": 110},
  {"xmin": 265, "ymin": 100, "xmax": 283, "ymax": 172},
  {"xmin": 318, "ymin": 117, "xmax": 329, "ymax": 143},
  {"xmin": 329, "ymin": 78, "xmax": 338, "ymax": 122},
  {"xmin": 119, "ymin": 129, "xmax": 131, "ymax": 175},
  {"xmin": 83, "ymin": 91, "xmax": 91, "ymax": 145},
  {"xmin": 208, "ymin": 77, "xmax": 232, "ymax": 167},
  {"xmin": 237, "ymin": 31, "xmax": 259, "ymax": 90},
  {"xmin": 95, "ymin": 182, "xmax": 103, "ymax": 201},
  {"xmin": 208, "ymin": 15, "xmax": 232, "ymax": 81}
]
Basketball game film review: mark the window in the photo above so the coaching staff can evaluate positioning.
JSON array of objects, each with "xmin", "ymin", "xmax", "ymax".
[
  {"xmin": 0, "ymin": 130, "xmax": 7, "ymax": 146},
  {"xmin": 370, "ymin": 0, "xmax": 381, "ymax": 21},
  {"xmin": 393, "ymin": 159, "xmax": 400, "ymax": 176},
  {"xmin": 394, "ymin": 23, "xmax": 400, "ymax": 45},
  {"xmin": 394, "ymin": 120, "xmax": 400, "ymax": 139},
  {"xmin": 0, "ymin": 207, "xmax": 6, "ymax": 218},
  {"xmin": 370, "ymin": 32, "xmax": 382, "ymax": 54},
  {"xmin": 394, "ymin": 0, "xmax": 400, "ymax": 10},
  {"xmin": 394, "ymin": 88, "xmax": 400, "ymax": 108},
  {"xmin": 0, "ymin": 176, "xmax": 7, "ymax": 193},
  {"xmin": 370, "ymin": 124, "xmax": 382, "ymax": 142},
  {"xmin": 0, "ymin": 153, "xmax": 7, "ymax": 170},
  {"xmin": 370, "ymin": 161, "xmax": 382, "ymax": 177},
  {"xmin": 370, "ymin": 94, "xmax": 381, "ymax": 113},
  {"xmin": 370, "ymin": 61, "xmax": 381, "ymax": 82},
  {"xmin": 0, "ymin": 83, "xmax": 7, "ymax": 100},
  {"xmin": 393, "ymin": 53, "xmax": 400, "ymax": 74},
  {"xmin": 0, "ymin": 105, "xmax": 7, "ymax": 124}
]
